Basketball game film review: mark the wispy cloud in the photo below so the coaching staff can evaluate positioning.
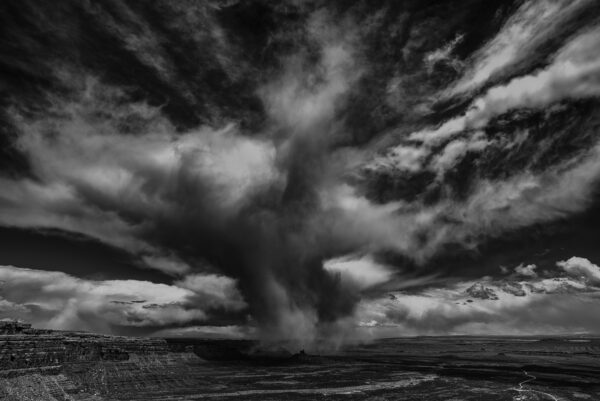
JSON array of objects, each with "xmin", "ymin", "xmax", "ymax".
[
  {"xmin": 424, "ymin": 34, "xmax": 464, "ymax": 74},
  {"xmin": 356, "ymin": 24, "xmax": 600, "ymax": 265},
  {"xmin": 411, "ymin": 25, "xmax": 600, "ymax": 145},
  {"xmin": 450, "ymin": 0, "xmax": 595, "ymax": 94}
]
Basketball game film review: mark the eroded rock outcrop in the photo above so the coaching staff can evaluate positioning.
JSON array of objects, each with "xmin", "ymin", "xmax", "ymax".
[
  {"xmin": 0, "ymin": 321, "xmax": 204, "ymax": 400},
  {"xmin": 0, "ymin": 321, "xmax": 170, "ymax": 373}
]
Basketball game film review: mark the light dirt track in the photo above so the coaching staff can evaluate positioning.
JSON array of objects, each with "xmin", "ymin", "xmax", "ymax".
[{"xmin": 510, "ymin": 371, "xmax": 560, "ymax": 401}]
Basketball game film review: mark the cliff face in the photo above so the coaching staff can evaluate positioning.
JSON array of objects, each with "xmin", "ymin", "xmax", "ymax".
[
  {"xmin": 0, "ymin": 321, "xmax": 170, "ymax": 372},
  {"xmin": 0, "ymin": 321, "xmax": 303, "ymax": 400},
  {"xmin": 0, "ymin": 321, "xmax": 205, "ymax": 400}
]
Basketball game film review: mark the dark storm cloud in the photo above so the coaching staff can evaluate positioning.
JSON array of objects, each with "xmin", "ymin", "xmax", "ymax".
[
  {"xmin": 0, "ymin": 226, "xmax": 171, "ymax": 283},
  {"xmin": 0, "ymin": 5, "xmax": 375, "ymax": 348},
  {"xmin": 2, "ymin": 0, "xmax": 600, "ymax": 344}
]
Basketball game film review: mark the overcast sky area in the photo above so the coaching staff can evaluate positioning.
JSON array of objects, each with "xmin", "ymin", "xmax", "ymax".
[{"xmin": 0, "ymin": 0, "xmax": 600, "ymax": 349}]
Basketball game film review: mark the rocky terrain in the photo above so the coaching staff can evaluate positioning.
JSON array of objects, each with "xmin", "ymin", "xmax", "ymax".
[
  {"xmin": 0, "ymin": 320, "xmax": 599, "ymax": 400},
  {"xmin": 0, "ymin": 320, "xmax": 203, "ymax": 400}
]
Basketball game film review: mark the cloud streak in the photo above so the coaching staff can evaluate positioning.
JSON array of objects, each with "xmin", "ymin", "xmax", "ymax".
[
  {"xmin": 0, "ymin": 9, "xmax": 376, "ymax": 349},
  {"xmin": 358, "ymin": 23, "xmax": 600, "ymax": 264},
  {"xmin": 410, "ymin": 24, "xmax": 600, "ymax": 145}
]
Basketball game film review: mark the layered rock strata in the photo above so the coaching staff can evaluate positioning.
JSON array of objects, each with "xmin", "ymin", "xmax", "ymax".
[{"xmin": 0, "ymin": 321, "xmax": 204, "ymax": 400}]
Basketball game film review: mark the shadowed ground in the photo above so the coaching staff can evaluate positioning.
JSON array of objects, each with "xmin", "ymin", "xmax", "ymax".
[{"xmin": 0, "ymin": 323, "xmax": 598, "ymax": 400}]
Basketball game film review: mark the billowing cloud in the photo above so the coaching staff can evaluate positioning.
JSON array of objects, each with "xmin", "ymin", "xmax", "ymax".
[
  {"xmin": 0, "ymin": 265, "xmax": 246, "ymax": 334},
  {"xmin": 0, "ymin": 9, "xmax": 375, "ymax": 349},
  {"xmin": 354, "ymin": 265, "xmax": 600, "ymax": 336},
  {"xmin": 2, "ymin": 77, "xmax": 280, "ymax": 274},
  {"xmin": 174, "ymin": 273, "xmax": 247, "ymax": 310},
  {"xmin": 514, "ymin": 263, "xmax": 538, "ymax": 278},
  {"xmin": 557, "ymin": 257, "xmax": 600, "ymax": 285}
]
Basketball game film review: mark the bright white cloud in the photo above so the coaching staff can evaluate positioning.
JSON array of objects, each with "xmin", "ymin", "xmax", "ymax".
[
  {"xmin": 514, "ymin": 263, "xmax": 538, "ymax": 277},
  {"xmin": 557, "ymin": 257, "xmax": 600, "ymax": 285},
  {"xmin": 324, "ymin": 254, "xmax": 393, "ymax": 290},
  {"xmin": 412, "ymin": 24, "xmax": 600, "ymax": 144},
  {"xmin": 371, "ymin": 21, "xmax": 600, "ymax": 184},
  {"xmin": 354, "ymin": 271, "xmax": 600, "ymax": 336},
  {"xmin": 174, "ymin": 273, "xmax": 247, "ymax": 310},
  {"xmin": 0, "ymin": 265, "xmax": 246, "ymax": 334},
  {"xmin": 451, "ymin": 0, "xmax": 594, "ymax": 94}
]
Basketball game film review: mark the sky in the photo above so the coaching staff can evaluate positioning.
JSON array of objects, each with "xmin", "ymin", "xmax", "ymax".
[{"xmin": 0, "ymin": 0, "xmax": 600, "ymax": 349}]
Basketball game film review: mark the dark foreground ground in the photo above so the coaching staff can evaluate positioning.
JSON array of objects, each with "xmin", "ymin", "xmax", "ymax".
[{"xmin": 1, "ymin": 329, "xmax": 599, "ymax": 400}]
